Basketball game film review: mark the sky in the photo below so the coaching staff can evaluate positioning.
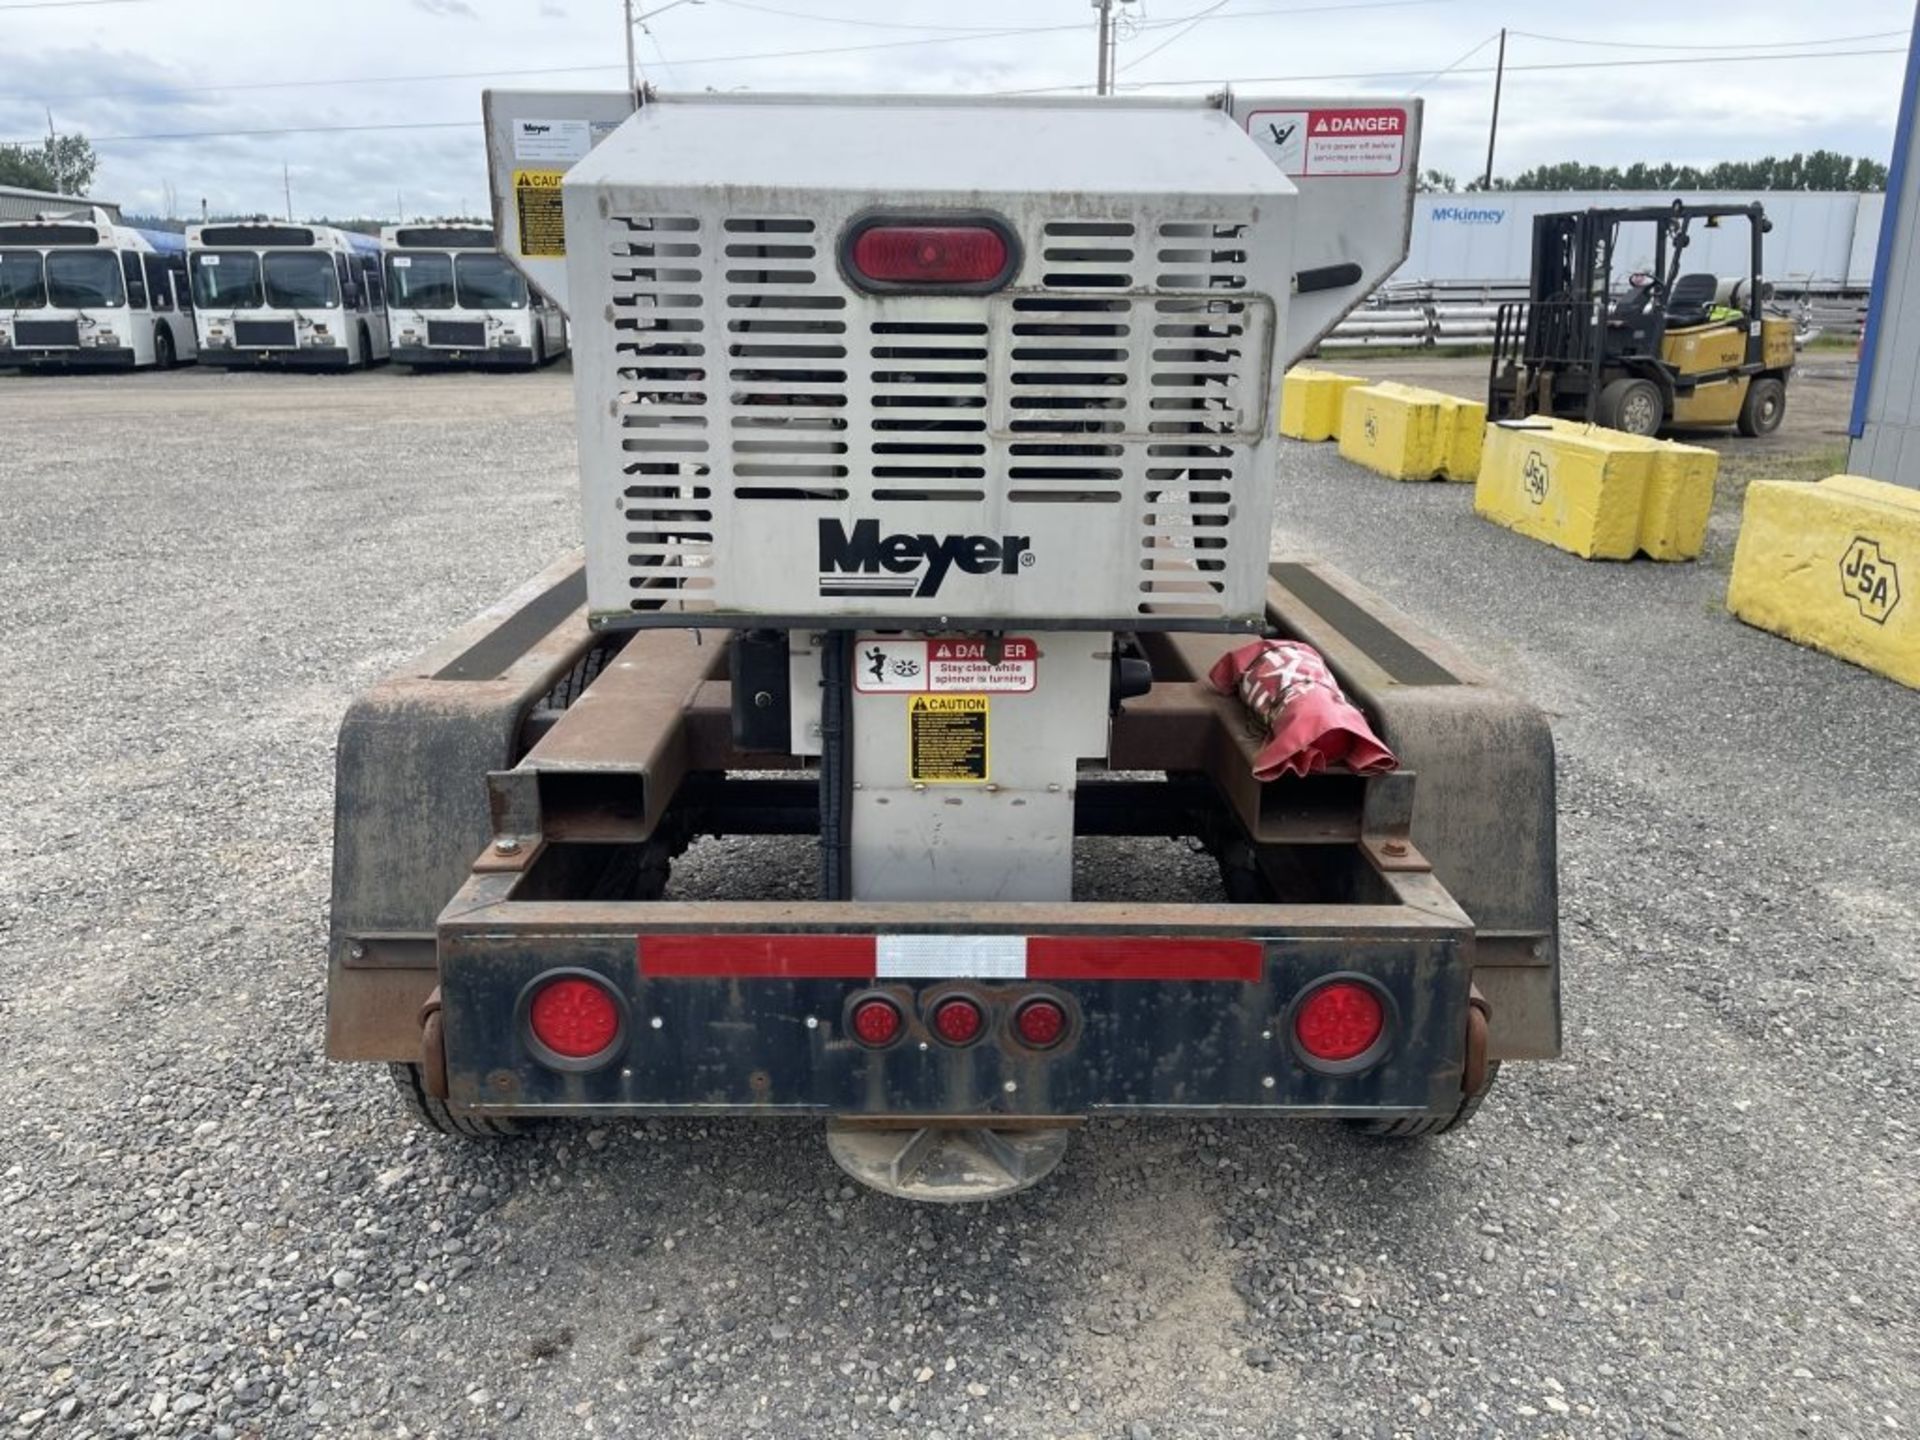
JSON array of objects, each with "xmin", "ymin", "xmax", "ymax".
[{"xmin": 1, "ymin": 0, "xmax": 1914, "ymax": 220}]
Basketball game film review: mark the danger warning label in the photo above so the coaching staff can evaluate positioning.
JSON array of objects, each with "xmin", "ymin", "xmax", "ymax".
[
  {"xmin": 1245, "ymin": 107, "xmax": 1406, "ymax": 177},
  {"xmin": 856, "ymin": 636, "xmax": 1037, "ymax": 694},
  {"xmin": 908, "ymin": 695, "xmax": 989, "ymax": 783},
  {"xmin": 513, "ymin": 169, "xmax": 567, "ymax": 257}
]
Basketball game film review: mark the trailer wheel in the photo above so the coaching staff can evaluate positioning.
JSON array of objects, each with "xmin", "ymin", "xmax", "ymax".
[
  {"xmin": 388, "ymin": 1062, "xmax": 522, "ymax": 1138},
  {"xmin": 1350, "ymin": 1061, "xmax": 1500, "ymax": 1139},
  {"xmin": 1737, "ymin": 376, "xmax": 1786, "ymax": 436},
  {"xmin": 153, "ymin": 325, "xmax": 176, "ymax": 370},
  {"xmin": 1596, "ymin": 377, "xmax": 1663, "ymax": 437}
]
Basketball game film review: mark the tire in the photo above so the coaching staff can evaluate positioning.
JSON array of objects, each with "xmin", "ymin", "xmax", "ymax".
[
  {"xmin": 1350, "ymin": 1061, "xmax": 1501, "ymax": 1139},
  {"xmin": 531, "ymin": 329, "xmax": 546, "ymax": 369},
  {"xmin": 153, "ymin": 326, "xmax": 176, "ymax": 370},
  {"xmin": 1736, "ymin": 375, "xmax": 1786, "ymax": 437},
  {"xmin": 356, "ymin": 323, "xmax": 373, "ymax": 370},
  {"xmin": 1596, "ymin": 377, "xmax": 1664, "ymax": 437},
  {"xmin": 388, "ymin": 1062, "xmax": 521, "ymax": 1139}
]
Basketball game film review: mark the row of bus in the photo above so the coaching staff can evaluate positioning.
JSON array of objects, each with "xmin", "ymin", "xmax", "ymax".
[{"xmin": 0, "ymin": 210, "xmax": 569, "ymax": 373}]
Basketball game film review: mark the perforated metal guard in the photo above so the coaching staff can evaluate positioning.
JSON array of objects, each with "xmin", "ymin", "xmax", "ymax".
[{"xmin": 575, "ymin": 192, "xmax": 1286, "ymax": 630}]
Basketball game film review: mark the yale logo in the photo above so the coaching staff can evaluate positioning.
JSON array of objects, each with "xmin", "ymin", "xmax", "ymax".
[
  {"xmin": 818, "ymin": 518, "xmax": 1033, "ymax": 599},
  {"xmin": 1523, "ymin": 450, "xmax": 1550, "ymax": 505},
  {"xmin": 1840, "ymin": 536, "xmax": 1900, "ymax": 624}
]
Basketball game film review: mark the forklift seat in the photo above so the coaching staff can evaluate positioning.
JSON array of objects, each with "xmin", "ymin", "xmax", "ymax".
[{"xmin": 1664, "ymin": 272, "xmax": 1721, "ymax": 329}]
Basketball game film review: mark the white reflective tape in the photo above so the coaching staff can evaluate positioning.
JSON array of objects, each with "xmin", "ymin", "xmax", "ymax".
[{"xmin": 875, "ymin": 934, "xmax": 1027, "ymax": 979}]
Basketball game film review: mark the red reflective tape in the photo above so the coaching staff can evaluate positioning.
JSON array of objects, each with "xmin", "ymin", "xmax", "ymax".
[
  {"xmin": 1026, "ymin": 937, "xmax": 1264, "ymax": 982},
  {"xmin": 639, "ymin": 934, "xmax": 875, "ymax": 979}
]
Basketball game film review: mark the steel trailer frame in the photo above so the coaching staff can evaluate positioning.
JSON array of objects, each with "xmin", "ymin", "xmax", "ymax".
[{"xmin": 328, "ymin": 554, "xmax": 1559, "ymax": 1128}]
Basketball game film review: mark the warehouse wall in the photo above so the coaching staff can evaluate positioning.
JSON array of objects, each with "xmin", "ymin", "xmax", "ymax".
[{"xmin": 1398, "ymin": 190, "xmax": 1881, "ymax": 289}]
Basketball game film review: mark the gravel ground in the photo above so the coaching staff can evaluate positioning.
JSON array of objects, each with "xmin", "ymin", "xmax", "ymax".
[{"xmin": 0, "ymin": 364, "xmax": 1915, "ymax": 1440}]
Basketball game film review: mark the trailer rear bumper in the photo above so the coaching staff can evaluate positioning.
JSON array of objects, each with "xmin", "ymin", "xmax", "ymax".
[{"xmin": 430, "ymin": 883, "xmax": 1480, "ymax": 1121}]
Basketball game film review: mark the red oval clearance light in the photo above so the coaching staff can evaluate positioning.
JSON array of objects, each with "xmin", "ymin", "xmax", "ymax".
[
  {"xmin": 528, "ymin": 976, "xmax": 622, "ymax": 1060},
  {"xmin": 847, "ymin": 222, "xmax": 1014, "ymax": 289},
  {"xmin": 1293, "ymin": 980, "xmax": 1386, "ymax": 1064},
  {"xmin": 851, "ymin": 997, "xmax": 903, "ymax": 1048},
  {"xmin": 1013, "ymin": 998, "xmax": 1067, "ymax": 1050},
  {"xmin": 930, "ymin": 997, "xmax": 984, "ymax": 1046}
]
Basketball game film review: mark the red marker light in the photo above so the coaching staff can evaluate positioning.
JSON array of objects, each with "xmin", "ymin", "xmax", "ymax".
[
  {"xmin": 931, "ymin": 997, "xmax": 984, "ymax": 1046},
  {"xmin": 528, "ymin": 976, "xmax": 621, "ymax": 1060},
  {"xmin": 1013, "ymin": 998, "xmax": 1067, "ymax": 1050},
  {"xmin": 1293, "ymin": 981, "xmax": 1386, "ymax": 1063},
  {"xmin": 848, "ymin": 223, "xmax": 1012, "ymax": 288},
  {"xmin": 851, "ymin": 998, "xmax": 903, "ymax": 1047}
]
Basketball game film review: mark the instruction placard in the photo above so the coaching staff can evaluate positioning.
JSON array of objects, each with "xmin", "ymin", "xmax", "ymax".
[
  {"xmin": 1245, "ymin": 107, "xmax": 1406, "ymax": 177},
  {"xmin": 513, "ymin": 169, "xmax": 567, "ymax": 258},
  {"xmin": 908, "ymin": 695, "xmax": 989, "ymax": 783},
  {"xmin": 512, "ymin": 118, "xmax": 591, "ymax": 163},
  {"xmin": 856, "ymin": 636, "xmax": 1038, "ymax": 693}
]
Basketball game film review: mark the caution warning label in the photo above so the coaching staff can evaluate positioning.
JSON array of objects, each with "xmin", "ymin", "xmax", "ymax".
[
  {"xmin": 856, "ymin": 636, "xmax": 1038, "ymax": 693},
  {"xmin": 513, "ymin": 168, "xmax": 567, "ymax": 258},
  {"xmin": 908, "ymin": 694, "xmax": 988, "ymax": 783},
  {"xmin": 1245, "ymin": 107, "xmax": 1406, "ymax": 177}
]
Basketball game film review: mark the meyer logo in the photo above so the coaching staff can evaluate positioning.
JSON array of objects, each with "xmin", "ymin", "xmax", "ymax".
[
  {"xmin": 1840, "ymin": 536, "xmax": 1899, "ymax": 624},
  {"xmin": 518, "ymin": 122, "xmax": 552, "ymax": 136},
  {"xmin": 1431, "ymin": 206, "xmax": 1506, "ymax": 225},
  {"xmin": 1524, "ymin": 450, "xmax": 1550, "ymax": 504},
  {"xmin": 818, "ymin": 518, "xmax": 1033, "ymax": 599}
]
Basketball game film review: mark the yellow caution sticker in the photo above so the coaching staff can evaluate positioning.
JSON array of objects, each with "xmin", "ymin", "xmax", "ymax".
[
  {"xmin": 908, "ymin": 694, "xmax": 988, "ymax": 783},
  {"xmin": 513, "ymin": 168, "xmax": 567, "ymax": 258}
]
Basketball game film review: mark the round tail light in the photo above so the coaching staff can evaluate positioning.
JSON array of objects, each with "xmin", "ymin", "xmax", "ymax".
[
  {"xmin": 930, "ymin": 997, "xmax": 984, "ymax": 1047},
  {"xmin": 851, "ymin": 997, "xmax": 903, "ymax": 1048},
  {"xmin": 527, "ymin": 975, "xmax": 622, "ymax": 1060},
  {"xmin": 845, "ymin": 218, "xmax": 1015, "ymax": 291},
  {"xmin": 1013, "ymin": 998, "xmax": 1067, "ymax": 1050},
  {"xmin": 1293, "ymin": 980, "xmax": 1387, "ymax": 1065}
]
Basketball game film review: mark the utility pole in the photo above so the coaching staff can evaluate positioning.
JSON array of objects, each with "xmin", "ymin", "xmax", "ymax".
[
  {"xmin": 624, "ymin": 0, "xmax": 639, "ymax": 107},
  {"xmin": 1481, "ymin": 27, "xmax": 1506, "ymax": 190},
  {"xmin": 283, "ymin": 162, "xmax": 293, "ymax": 222},
  {"xmin": 46, "ymin": 109, "xmax": 62, "ymax": 193},
  {"xmin": 1094, "ymin": 0, "xmax": 1112, "ymax": 96}
]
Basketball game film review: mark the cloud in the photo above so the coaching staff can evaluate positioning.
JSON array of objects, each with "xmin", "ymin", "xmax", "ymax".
[
  {"xmin": 539, "ymin": 1, "xmax": 567, "ymax": 15},
  {"xmin": 412, "ymin": 0, "xmax": 478, "ymax": 17}
]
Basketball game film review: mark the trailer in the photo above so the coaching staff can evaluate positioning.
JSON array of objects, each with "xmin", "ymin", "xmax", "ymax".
[{"xmin": 326, "ymin": 91, "xmax": 1560, "ymax": 1201}]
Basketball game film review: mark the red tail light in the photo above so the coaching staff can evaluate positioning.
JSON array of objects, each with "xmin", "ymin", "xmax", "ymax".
[
  {"xmin": 845, "ymin": 219, "xmax": 1015, "ymax": 290},
  {"xmin": 1013, "ymin": 998, "xmax": 1067, "ymax": 1049},
  {"xmin": 527, "ymin": 975, "xmax": 622, "ymax": 1060},
  {"xmin": 1293, "ymin": 980, "xmax": 1386, "ymax": 1064},
  {"xmin": 930, "ymin": 996, "xmax": 984, "ymax": 1046},
  {"xmin": 851, "ymin": 997, "xmax": 903, "ymax": 1047}
]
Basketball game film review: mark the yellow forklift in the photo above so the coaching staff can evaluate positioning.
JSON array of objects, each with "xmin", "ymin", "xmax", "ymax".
[{"xmin": 1489, "ymin": 200, "xmax": 1796, "ymax": 437}]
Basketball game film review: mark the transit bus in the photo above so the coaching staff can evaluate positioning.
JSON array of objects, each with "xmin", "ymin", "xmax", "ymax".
[
  {"xmin": 0, "ymin": 208, "xmax": 197, "ymax": 370},
  {"xmin": 381, "ymin": 222, "xmax": 567, "ymax": 368},
  {"xmin": 186, "ymin": 222, "xmax": 391, "ymax": 369}
]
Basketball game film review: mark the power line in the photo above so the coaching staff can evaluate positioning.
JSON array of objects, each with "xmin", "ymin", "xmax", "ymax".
[
  {"xmin": 9, "ymin": 119, "xmax": 481, "ymax": 144},
  {"xmin": 0, "ymin": 0, "xmax": 1461, "ymax": 104},
  {"xmin": 1117, "ymin": 0, "xmax": 1234, "ymax": 75},
  {"xmin": 0, "ymin": 0, "xmax": 145, "ymax": 8},
  {"xmin": 1507, "ymin": 27, "xmax": 1906, "ymax": 52},
  {"xmin": 1006, "ymin": 43, "xmax": 1908, "ymax": 94},
  {"xmin": 704, "ymin": 0, "xmax": 1057, "ymax": 34},
  {"xmin": 1404, "ymin": 30, "xmax": 1499, "ymax": 92}
]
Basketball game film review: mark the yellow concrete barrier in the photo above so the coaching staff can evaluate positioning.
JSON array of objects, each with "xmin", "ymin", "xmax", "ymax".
[
  {"xmin": 1337, "ymin": 382, "xmax": 1485, "ymax": 481},
  {"xmin": 1728, "ymin": 474, "xmax": 1918, "ymax": 688},
  {"xmin": 1475, "ymin": 418, "xmax": 1718, "ymax": 561},
  {"xmin": 1278, "ymin": 368, "xmax": 1367, "ymax": 442}
]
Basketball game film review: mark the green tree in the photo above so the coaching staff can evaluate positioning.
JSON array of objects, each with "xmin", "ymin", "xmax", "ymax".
[
  {"xmin": 1501, "ymin": 152, "xmax": 1886, "ymax": 193},
  {"xmin": 1417, "ymin": 168, "xmax": 1458, "ymax": 193},
  {"xmin": 0, "ymin": 133, "xmax": 100, "ymax": 194}
]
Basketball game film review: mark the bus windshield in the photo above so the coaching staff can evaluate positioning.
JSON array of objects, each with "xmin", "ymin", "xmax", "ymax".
[
  {"xmin": 388, "ymin": 251, "xmax": 455, "ymax": 309},
  {"xmin": 456, "ymin": 254, "xmax": 529, "ymax": 310},
  {"xmin": 264, "ymin": 252, "xmax": 340, "ymax": 309},
  {"xmin": 0, "ymin": 250, "xmax": 46, "ymax": 308},
  {"xmin": 45, "ymin": 250, "xmax": 126, "ymax": 308},
  {"xmin": 192, "ymin": 251, "xmax": 264, "ymax": 309}
]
